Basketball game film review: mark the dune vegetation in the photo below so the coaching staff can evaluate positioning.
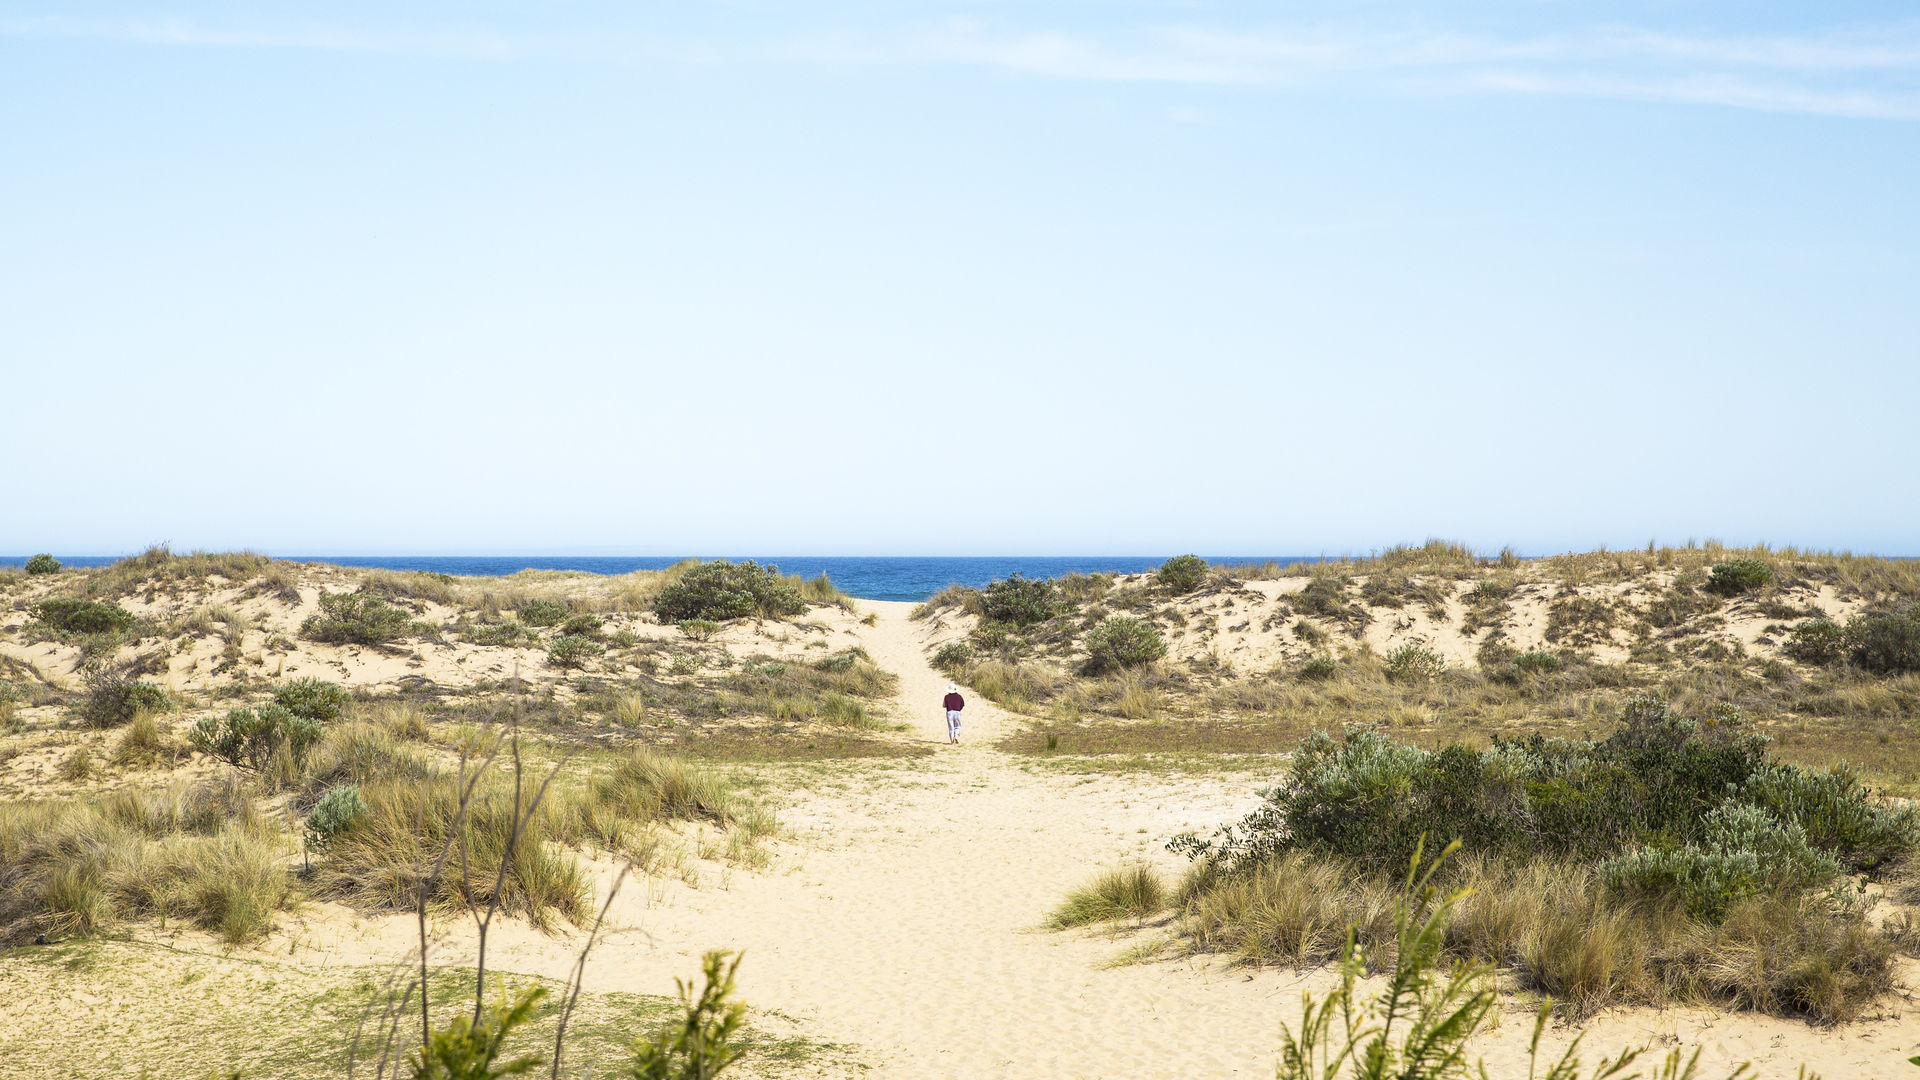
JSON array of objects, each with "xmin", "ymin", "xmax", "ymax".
[{"xmin": 921, "ymin": 543, "xmax": 1920, "ymax": 793}]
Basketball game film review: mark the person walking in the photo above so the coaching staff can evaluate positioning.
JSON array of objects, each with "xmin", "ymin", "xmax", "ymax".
[{"xmin": 943, "ymin": 683, "xmax": 965, "ymax": 744}]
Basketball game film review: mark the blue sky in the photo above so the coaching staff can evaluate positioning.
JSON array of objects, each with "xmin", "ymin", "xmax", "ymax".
[{"xmin": 3, "ymin": 2, "xmax": 1917, "ymax": 556}]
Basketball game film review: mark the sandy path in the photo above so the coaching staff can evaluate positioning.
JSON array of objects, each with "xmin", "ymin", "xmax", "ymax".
[{"xmin": 334, "ymin": 602, "xmax": 1919, "ymax": 1078}]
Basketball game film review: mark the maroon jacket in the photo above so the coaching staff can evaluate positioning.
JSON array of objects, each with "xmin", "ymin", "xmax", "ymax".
[{"xmin": 943, "ymin": 692, "xmax": 964, "ymax": 712}]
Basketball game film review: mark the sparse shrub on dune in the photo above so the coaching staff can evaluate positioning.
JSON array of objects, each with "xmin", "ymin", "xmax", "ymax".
[
  {"xmin": 24, "ymin": 553, "xmax": 60, "ymax": 576},
  {"xmin": 980, "ymin": 573, "xmax": 1061, "ymax": 627},
  {"xmin": 911, "ymin": 583, "xmax": 984, "ymax": 620},
  {"xmin": 1784, "ymin": 619, "xmax": 1845, "ymax": 666},
  {"xmin": 677, "ymin": 619, "xmax": 719, "ymax": 641},
  {"xmin": 272, "ymin": 677, "xmax": 350, "ymax": 723},
  {"xmin": 1080, "ymin": 616, "xmax": 1166, "ymax": 674},
  {"xmin": 1154, "ymin": 554, "xmax": 1209, "ymax": 594},
  {"xmin": 78, "ymin": 665, "xmax": 172, "ymax": 728},
  {"xmin": 190, "ymin": 703, "xmax": 322, "ymax": 772},
  {"xmin": 652, "ymin": 560, "xmax": 806, "ymax": 623},
  {"xmin": 466, "ymin": 620, "xmax": 536, "ymax": 647},
  {"xmin": 31, "ymin": 597, "xmax": 136, "ymax": 635},
  {"xmin": 1842, "ymin": 608, "xmax": 1920, "ymax": 674},
  {"xmin": 1297, "ymin": 655, "xmax": 1338, "ymax": 681},
  {"xmin": 547, "ymin": 634, "xmax": 604, "ymax": 670},
  {"xmin": 300, "ymin": 591, "xmax": 414, "ymax": 645},
  {"xmin": 1383, "ymin": 643, "xmax": 1445, "ymax": 683},
  {"xmin": 930, "ymin": 642, "xmax": 973, "ymax": 675},
  {"xmin": 561, "ymin": 612, "xmax": 604, "ymax": 637},
  {"xmin": 519, "ymin": 599, "xmax": 569, "ymax": 627},
  {"xmin": 1708, "ymin": 558, "xmax": 1775, "ymax": 596},
  {"xmin": 303, "ymin": 784, "xmax": 366, "ymax": 851}
]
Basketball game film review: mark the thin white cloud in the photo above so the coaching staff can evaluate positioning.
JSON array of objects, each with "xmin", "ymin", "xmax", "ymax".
[{"xmin": 4, "ymin": 13, "xmax": 1918, "ymax": 120}]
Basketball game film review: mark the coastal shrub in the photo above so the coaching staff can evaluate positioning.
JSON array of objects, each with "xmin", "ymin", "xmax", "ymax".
[
  {"xmin": 466, "ymin": 621, "xmax": 534, "ymax": 647},
  {"xmin": 300, "ymin": 591, "xmax": 413, "ymax": 645},
  {"xmin": 1170, "ymin": 697, "xmax": 1915, "ymax": 896},
  {"xmin": 980, "ymin": 573, "xmax": 1061, "ymax": 627},
  {"xmin": 561, "ymin": 612, "xmax": 604, "ymax": 637},
  {"xmin": 24, "ymin": 553, "xmax": 60, "ymax": 576},
  {"xmin": 190, "ymin": 704, "xmax": 322, "ymax": 771},
  {"xmin": 653, "ymin": 560, "xmax": 805, "ymax": 623},
  {"xmin": 272, "ymin": 677, "xmax": 349, "ymax": 723},
  {"xmin": 931, "ymin": 642, "xmax": 973, "ymax": 674},
  {"xmin": 1383, "ymin": 643, "xmax": 1445, "ymax": 683},
  {"xmin": 79, "ymin": 667, "xmax": 172, "ymax": 728},
  {"xmin": 1081, "ymin": 616, "xmax": 1167, "ymax": 674},
  {"xmin": 1508, "ymin": 650, "xmax": 1561, "ymax": 677},
  {"xmin": 677, "ymin": 619, "xmax": 719, "ymax": 641},
  {"xmin": 1707, "ymin": 558, "xmax": 1774, "ymax": 596},
  {"xmin": 31, "ymin": 597, "xmax": 136, "ymax": 635},
  {"xmin": 1783, "ymin": 619, "xmax": 1845, "ymax": 665},
  {"xmin": 1154, "ymin": 554, "xmax": 1209, "ymax": 595},
  {"xmin": 518, "ymin": 600, "xmax": 568, "ymax": 628},
  {"xmin": 304, "ymin": 784, "xmax": 366, "ymax": 851},
  {"xmin": 548, "ymin": 634, "xmax": 603, "ymax": 670},
  {"xmin": 1297, "ymin": 655, "xmax": 1338, "ymax": 680},
  {"xmin": 969, "ymin": 620, "xmax": 1013, "ymax": 653},
  {"xmin": 1843, "ymin": 609, "xmax": 1920, "ymax": 674},
  {"xmin": 1600, "ymin": 802, "xmax": 1839, "ymax": 920}
]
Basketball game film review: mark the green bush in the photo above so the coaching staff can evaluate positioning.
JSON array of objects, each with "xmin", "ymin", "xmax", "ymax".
[
  {"xmin": 1383, "ymin": 643, "xmax": 1445, "ymax": 683},
  {"xmin": 1297, "ymin": 655, "xmax": 1338, "ymax": 680},
  {"xmin": 1601, "ymin": 802, "xmax": 1838, "ymax": 920},
  {"xmin": 1154, "ymin": 554, "xmax": 1209, "ymax": 594},
  {"xmin": 653, "ymin": 560, "xmax": 805, "ymax": 623},
  {"xmin": 1507, "ymin": 650, "xmax": 1561, "ymax": 676},
  {"xmin": 272, "ymin": 678, "xmax": 349, "ymax": 723},
  {"xmin": 300, "ymin": 592, "xmax": 413, "ymax": 645},
  {"xmin": 465, "ymin": 621, "xmax": 534, "ymax": 647},
  {"xmin": 518, "ymin": 600, "xmax": 568, "ymax": 627},
  {"xmin": 24, "ymin": 553, "xmax": 60, "ymax": 576},
  {"xmin": 560, "ymin": 612, "xmax": 604, "ymax": 637},
  {"xmin": 1783, "ymin": 619, "xmax": 1845, "ymax": 666},
  {"xmin": 931, "ymin": 642, "xmax": 973, "ymax": 674},
  {"xmin": 190, "ymin": 704, "xmax": 322, "ymax": 770},
  {"xmin": 1081, "ymin": 616, "xmax": 1167, "ymax": 674},
  {"xmin": 677, "ymin": 619, "xmax": 719, "ymax": 641},
  {"xmin": 1707, "ymin": 559, "xmax": 1774, "ymax": 596},
  {"xmin": 305, "ymin": 784, "xmax": 367, "ymax": 850},
  {"xmin": 980, "ymin": 573, "xmax": 1061, "ymax": 627},
  {"xmin": 969, "ymin": 620, "xmax": 1013, "ymax": 653},
  {"xmin": 31, "ymin": 597, "xmax": 135, "ymax": 635},
  {"xmin": 1171, "ymin": 698, "xmax": 1917, "ymax": 921},
  {"xmin": 1843, "ymin": 609, "xmax": 1920, "ymax": 674},
  {"xmin": 78, "ymin": 667, "xmax": 172, "ymax": 728},
  {"xmin": 547, "ymin": 634, "xmax": 603, "ymax": 670}
]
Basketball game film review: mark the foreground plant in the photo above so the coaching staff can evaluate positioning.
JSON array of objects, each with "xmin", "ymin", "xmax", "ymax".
[{"xmin": 1278, "ymin": 839, "xmax": 1758, "ymax": 1080}]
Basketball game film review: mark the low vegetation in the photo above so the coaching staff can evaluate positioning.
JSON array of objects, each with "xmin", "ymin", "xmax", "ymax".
[
  {"xmin": 24, "ymin": 553, "xmax": 60, "ymax": 575},
  {"xmin": 299, "ymin": 591, "xmax": 416, "ymax": 645},
  {"xmin": 651, "ymin": 560, "xmax": 829, "ymax": 623},
  {"xmin": 1098, "ymin": 699, "xmax": 1920, "ymax": 1022}
]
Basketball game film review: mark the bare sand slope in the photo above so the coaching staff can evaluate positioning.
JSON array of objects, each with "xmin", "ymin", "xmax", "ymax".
[{"xmin": 466, "ymin": 602, "xmax": 1916, "ymax": 1078}]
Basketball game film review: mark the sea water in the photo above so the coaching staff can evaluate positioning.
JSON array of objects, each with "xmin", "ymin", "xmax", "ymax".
[{"xmin": 0, "ymin": 554, "xmax": 1322, "ymax": 602}]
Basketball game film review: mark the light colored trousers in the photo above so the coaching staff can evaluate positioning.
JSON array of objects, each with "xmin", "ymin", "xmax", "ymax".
[{"xmin": 946, "ymin": 709, "xmax": 963, "ymax": 740}]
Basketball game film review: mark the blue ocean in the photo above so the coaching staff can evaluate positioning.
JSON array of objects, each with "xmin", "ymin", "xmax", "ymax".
[{"xmin": 0, "ymin": 554, "xmax": 1320, "ymax": 602}]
